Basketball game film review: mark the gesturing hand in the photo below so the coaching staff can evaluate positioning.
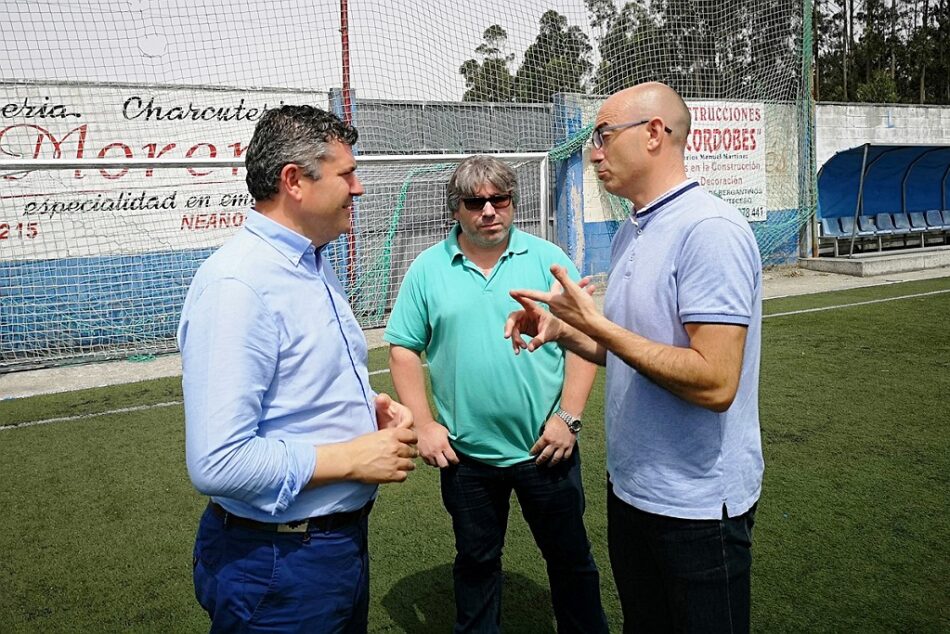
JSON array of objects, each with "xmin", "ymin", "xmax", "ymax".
[{"xmin": 504, "ymin": 265, "xmax": 595, "ymax": 354}]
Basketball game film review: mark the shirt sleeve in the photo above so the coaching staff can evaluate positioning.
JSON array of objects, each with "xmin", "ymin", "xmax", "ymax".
[
  {"xmin": 676, "ymin": 218, "xmax": 758, "ymax": 326},
  {"xmin": 383, "ymin": 261, "xmax": 431, "ymax": 351},
  {"xmin": 179, "ymin": 277, "xmax": 317, "ymax": 515}
]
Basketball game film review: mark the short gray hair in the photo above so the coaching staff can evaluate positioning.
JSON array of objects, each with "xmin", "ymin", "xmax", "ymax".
[
  {"xmin": 244, "ymin": 105, "xmax": 358, "ymax": 202},
  {"xmin": 446, "ymin": 155, "xmax": 519, "ymax": 214}
]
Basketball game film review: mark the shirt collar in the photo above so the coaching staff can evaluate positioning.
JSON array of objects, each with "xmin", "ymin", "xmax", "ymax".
[
  {"xmin": 445, "ymin": 224, "xmax": 528, "ymax": 261},
  {"xmin": 631, "ymin": 178, "xmax": 700, "ymax": 223},
  {"xmin": 244, "ymin": 208, "xmax": 315, "ymax": 266}
]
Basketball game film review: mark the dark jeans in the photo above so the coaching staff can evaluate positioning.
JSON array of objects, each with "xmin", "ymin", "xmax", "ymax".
[
  {"xmin": 193, "ymin": 504, "xmax": 370, "ymax": 633},
  {"xmin": 607, "ymin": 483, "xmax": 757, "ymax": 634},
  {"xmin": 440, "ymin": 450, "xmax": 608, "ymax": 634}
]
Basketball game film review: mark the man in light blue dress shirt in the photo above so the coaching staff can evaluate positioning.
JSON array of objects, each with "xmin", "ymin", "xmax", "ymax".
[{"xmin": 178, "ymin": 105, "xmax": 418, "ymax": 633}]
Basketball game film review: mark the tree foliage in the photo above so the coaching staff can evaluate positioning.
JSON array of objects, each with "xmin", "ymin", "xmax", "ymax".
[
  {"xmin": 816, "ymin": 0, "xmax": 950, "ymax": 104},
  {"xmin": 461, "ymin": 12, "xmax": 592, "ymax": 103},
  {"xmin": 460, "ymin": 1, "xmax": 949, "ymax": 105},
  {"xmin": 585, "ymin": 0, "xmax": 803, "ymax": 100},
  {"xmin": 460, "ymin": 25, "xmax": 515, "ymax": 102},
  {"xmin": 513, "ymin": 10, "xmax": 593, "ymax": 102}
]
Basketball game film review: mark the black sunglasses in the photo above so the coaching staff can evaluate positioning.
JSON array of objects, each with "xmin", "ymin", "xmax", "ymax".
[
  {"xmin": 462, "ymin": 195, "xmax": 513, "ymax": 211},
  {"xmin": 591, "ymin": 119, "xmax": 673, "ymax": 149}
]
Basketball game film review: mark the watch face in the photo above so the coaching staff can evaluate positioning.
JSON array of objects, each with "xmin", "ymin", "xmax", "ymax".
[{"xmin": 556, "ymin": 408, "xmax": 582, "ymax": 433}]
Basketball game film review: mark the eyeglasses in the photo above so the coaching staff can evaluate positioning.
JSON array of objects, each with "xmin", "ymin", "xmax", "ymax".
[
  {"xmin": 591, "ymin": 119, "xmax": 673, "ymax": 149},
  {"xmin": 462, "ymin": 195, "xmax": 513, "ymax": 211}
]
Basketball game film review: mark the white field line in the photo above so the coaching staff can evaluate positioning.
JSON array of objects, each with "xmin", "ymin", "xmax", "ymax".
[
  {"xmin": 763, "ymin": 289, "xmax": 950, "ymax": 319},
  {"xmin": 0, "ymin": 401, "xmax": 182, "ymax": 431},
  {"xmin": 0, "ymin": 366, "xmax": 408, "ymax": 431},
  {"xmin": 5, "ymin": 288, "xmax": 949, "ymax": 432}
]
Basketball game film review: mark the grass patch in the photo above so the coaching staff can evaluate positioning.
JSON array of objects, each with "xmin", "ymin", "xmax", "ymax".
[{"xmin": 1, "ymin": 281, "xmax": 948, "ymax": 632}]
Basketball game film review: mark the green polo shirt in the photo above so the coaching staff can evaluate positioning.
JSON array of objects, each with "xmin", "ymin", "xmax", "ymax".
[{"xmin": 384, "ymin": 225, "xmax": 579, "ymax": 466}]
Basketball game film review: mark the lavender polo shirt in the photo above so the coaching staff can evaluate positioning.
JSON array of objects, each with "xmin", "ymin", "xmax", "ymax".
[{"xmin": 603, "ymin": 180, "xmax": 764, "ymax": 520}]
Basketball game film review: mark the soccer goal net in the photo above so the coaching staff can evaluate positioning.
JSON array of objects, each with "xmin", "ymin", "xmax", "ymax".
[{"xmin": 1, "ymin": 0, "xmax": 812, "ymax": 370}]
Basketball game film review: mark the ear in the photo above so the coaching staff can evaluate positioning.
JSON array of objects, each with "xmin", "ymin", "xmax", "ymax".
[
  {"xmin": 279, "ymin": 163, "xmax": 305, "ymax": 202},
  {"xmin": 646, "ymin": 118, "xmax": 667, "ymax": 150}
]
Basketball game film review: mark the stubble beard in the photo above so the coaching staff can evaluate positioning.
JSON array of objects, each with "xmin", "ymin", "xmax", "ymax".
[{"xmin": 466, "ymin": 224, "xmax": 510, "ymax": 250}]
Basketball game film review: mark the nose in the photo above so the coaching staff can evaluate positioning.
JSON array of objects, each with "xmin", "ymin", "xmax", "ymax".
[
  {"xmin": 480, "ymin": 206, "xmax": 498, "ymax": 222},
  {"xmin": 351, "ymin": 174, "xmax": 365, "ymax": 197},
  {"xmin": 590, "ymin": 146, "xmax": 604, "ymax": 163}
]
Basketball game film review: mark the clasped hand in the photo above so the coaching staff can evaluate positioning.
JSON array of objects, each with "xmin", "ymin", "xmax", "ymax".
[{"xmin": 350, "ymin": 394, "xmax": 418, "ymax": 484}]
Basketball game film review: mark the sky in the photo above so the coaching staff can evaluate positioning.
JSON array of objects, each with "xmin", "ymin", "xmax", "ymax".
[{"xmin": 4, "ymin": 0, "xmax": 602, "ymax": 101}]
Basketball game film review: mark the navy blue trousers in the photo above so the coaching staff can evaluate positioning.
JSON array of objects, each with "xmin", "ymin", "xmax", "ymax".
[
  {"xmin": 608, "ymin": 483, "xmax": 757, "ymax": 634},
  {"xmin": 193, "ymin": 504, "xmax": 370, "ymax": 633}
]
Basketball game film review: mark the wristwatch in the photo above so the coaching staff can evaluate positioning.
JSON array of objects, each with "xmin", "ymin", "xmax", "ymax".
[{"xmin": 555, "ymin": 407, "xmax": 582, "ymax": 434}]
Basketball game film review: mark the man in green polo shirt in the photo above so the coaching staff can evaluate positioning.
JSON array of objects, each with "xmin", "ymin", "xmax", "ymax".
[{"xmin": 385, "ymin": 155, "xmax": 608, "ymax": 633}]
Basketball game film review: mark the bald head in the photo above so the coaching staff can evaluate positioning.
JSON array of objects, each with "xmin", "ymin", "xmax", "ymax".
[
  {"xmin": 591, "ymin": 82, "xmax": 691, "ymax": 207},
  {"xmin": 598, "ymin": 82, "xmax": 691, "ymax": 150}
]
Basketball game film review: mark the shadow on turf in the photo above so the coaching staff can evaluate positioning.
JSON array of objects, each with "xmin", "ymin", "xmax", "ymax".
[{"xmin": 380, "ymin": 564, "xmax": 556, "ymax": 632}]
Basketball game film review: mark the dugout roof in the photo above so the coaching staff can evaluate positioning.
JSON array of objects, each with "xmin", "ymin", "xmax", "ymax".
[{"xmin": 817, "ymin": 144, "xmax": 950, "ymax": 218}]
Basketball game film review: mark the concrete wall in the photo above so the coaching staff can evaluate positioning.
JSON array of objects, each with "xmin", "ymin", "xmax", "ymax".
[{"xmin": 816, "ymin": 102, "xmax": 950, "ymax": 169}]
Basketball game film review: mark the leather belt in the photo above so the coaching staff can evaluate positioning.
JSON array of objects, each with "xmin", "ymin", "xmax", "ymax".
[{"xmin": 209, "ymin": 500, "xmax": 373, "ymax": 534}]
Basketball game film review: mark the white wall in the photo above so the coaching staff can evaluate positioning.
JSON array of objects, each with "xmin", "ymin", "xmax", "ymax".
[{"xmin": 816, "ymin": 102, "xmax": 950, "ymax": 169}]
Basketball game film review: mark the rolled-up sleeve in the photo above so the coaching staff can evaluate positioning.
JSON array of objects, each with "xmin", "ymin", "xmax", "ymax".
[{"xmin": 179, "ymin": 278, "xmax": 317, "ymax": 515}]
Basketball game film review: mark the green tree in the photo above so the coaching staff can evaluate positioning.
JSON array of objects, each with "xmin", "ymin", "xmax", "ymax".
[
  {"xmin": 513, "ymin": 10, "xmax": 593, "ymax": 102},
  {"xmin": 584, "ymin": 0, "xmax": 802, "ymax": 100},
  {"xmin": 854, "ymin": 68, "xmax": 900, "ymax": 101},
  {"xmin": 460, "ymin": 25, "xmax": 515, "ymax": 102},
  {"xmin": 585, "ymin": 0, "xmax": 672, "ymax": 95},
  {"xmin": 815, "ymin": 0, "xmax": 849, "ymax": 101},
  {"xmin": 935, "ymin": 0, "xmax": 950, "ymax": 102}
]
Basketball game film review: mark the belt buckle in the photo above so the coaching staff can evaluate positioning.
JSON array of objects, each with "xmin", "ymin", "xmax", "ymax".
[{"xmin": 277, "ymin": 521, "xmax": 308, "ymax": 534}]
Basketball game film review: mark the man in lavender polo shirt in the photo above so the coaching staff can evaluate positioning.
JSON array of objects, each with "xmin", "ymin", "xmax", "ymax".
[{"xmin": 505, "ymin": 82, "xmax": 763, "ymax": 633}]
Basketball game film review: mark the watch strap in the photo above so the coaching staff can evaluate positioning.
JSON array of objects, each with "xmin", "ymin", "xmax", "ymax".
[{"xmin": 555, "ymin": 407, "xmax": 582, "ymax": 433}]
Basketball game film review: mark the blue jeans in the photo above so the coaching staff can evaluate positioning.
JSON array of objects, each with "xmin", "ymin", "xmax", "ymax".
[
  {"xmin": 193, "ymin": 504, "xmax": 370, "ymax": 633},
  {"xmin": 440, "ymin": 450, "xmax": 608, "ymax": 634},
  {"xmin": 607, "ymin": 483, "xmax": 757, "ymax": 634}
]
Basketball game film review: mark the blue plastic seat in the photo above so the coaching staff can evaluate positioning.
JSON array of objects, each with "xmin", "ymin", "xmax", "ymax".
[
  {"xmin": 940, "ymin": 210, "xmax": 950, "ymax": 244},
  {"xmin": 875, "ymin": 213, "xmax": 898, "ymax": 235},
  {"xmin": 924, "ymin": 210, "xmax": 950, "ymax": 245},
  {"xmin": 858, "ymin": 216, "xmax": 884, "ymax": 250},
  {"xmin": 909, "ymin": 212, "xmax": 929, "ymax": 231},
  {"xmin": 894, "ymin": 213, "xmax": 925, "ymax": 247},
  {"xmin": 820, "ymin": 217, "xmax": 844, "ymax": 237},
  {"xmin": 840, "ymin": 216, "xmax": 872, "ymax": 236},
  {"xmin": 858, "ymin": 215, "xmax": 880, "ymax": 234},
  {"xmin": 839, "ymin": 216, "xmax": 880, "ymax": 252},
  {"xmin": 894, "ymin": 214, "xmax": 922, "ymax": 233},
  {"xmin": 909, "ymin": 212, "xmax": 931, "ymax": 238},
  {"xmin": 819, "ymin": 217, "xmax": 846, "ymax": 256},
  {"xmin": 925, "ymin": 210, "xmax": 945, "ymax": 228}
]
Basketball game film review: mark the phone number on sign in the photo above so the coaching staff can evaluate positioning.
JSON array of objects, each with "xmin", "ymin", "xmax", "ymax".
[{"xmin": 0, "ymin": 221, "xmax": 40, "ymax": 240}]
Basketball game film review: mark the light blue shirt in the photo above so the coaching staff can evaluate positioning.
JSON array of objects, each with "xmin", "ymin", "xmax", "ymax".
[
  {"xmin": 178, "ymin": 208, "xmax": 378, "ymax": 523},
  {"xmin": 603, "ymin": 180, "xmax": 763, "ymax": 520}
]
